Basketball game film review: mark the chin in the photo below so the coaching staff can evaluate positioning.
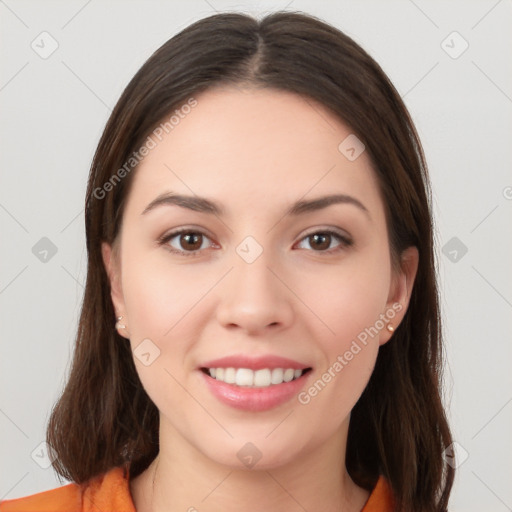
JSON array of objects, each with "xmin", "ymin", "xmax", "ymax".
[{"xmin": 195, "ymin": 433, "xmax": 310, "ymax": 472}]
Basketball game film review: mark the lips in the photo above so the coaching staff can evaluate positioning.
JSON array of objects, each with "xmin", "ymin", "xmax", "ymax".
[
  {"xmin": 201, "ymin": 354, "xmax": 310, "ymax": 371},
  {"xmin": 198, "ymin": 354, "xmax": 313, "ymax": 411}
]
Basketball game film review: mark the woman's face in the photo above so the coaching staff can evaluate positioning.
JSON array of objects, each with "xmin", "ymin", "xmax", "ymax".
[{"xmin": 103, "ymin": 86, "xmax": 417, "ymax": 469}]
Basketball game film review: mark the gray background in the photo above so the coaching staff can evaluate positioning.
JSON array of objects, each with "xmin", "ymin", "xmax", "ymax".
[{"xmin": 1, "ymin": 1, "xmax": 511, "ymax": 510}]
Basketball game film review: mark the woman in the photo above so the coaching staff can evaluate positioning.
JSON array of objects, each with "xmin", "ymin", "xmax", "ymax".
[{"xmin": 0, "ymin": 10, "xmax": 454, "ymax": 512}]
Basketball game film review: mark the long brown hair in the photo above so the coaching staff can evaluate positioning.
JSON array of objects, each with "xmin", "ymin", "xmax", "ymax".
[{"xmin": 46, "ymin": 11, "xmax": 454, "ymax": 511}]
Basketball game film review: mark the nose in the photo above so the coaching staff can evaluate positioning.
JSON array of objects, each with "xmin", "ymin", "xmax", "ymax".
[{"xmin": 215, "ymin": 252, "xmax": 294, "ymax": 335}]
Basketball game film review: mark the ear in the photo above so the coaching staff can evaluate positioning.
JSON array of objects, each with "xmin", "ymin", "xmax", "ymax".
[
  {"xmin": 101, "ymin": 241, "xmax": 129, "ymax": 337},
  {"xmin": 379, "ymin": 246, "xmax": 419, "ymax": 346}
]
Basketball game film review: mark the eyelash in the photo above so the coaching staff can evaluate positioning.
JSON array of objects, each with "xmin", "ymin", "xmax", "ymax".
[{"xmin": 157, "ymin": 227, "xmax": 353, "ymax": 258}]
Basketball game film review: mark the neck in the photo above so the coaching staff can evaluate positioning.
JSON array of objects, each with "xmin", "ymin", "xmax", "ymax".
[{"xmin": 130, "ymin": 416, "xmax": 370, "ymax": 512}]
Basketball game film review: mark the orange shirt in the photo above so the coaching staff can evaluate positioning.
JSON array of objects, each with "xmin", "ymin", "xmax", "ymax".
[{"xmin": 0, "ymin": 466, "xmax": 394, "ymax": 511}]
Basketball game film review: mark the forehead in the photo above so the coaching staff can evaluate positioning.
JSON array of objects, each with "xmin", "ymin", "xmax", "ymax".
[{"xmin": 125, "ymin": 86, "xmax": 385, "ymax": 221}]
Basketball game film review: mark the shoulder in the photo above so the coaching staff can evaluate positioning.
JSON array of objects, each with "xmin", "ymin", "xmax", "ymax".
[
  {"xmin": 0, "ymin": 466, "xmax": 135, "ymax": 512},
  {"xmin": 361, "ymin": 475, "xmax": 395, "ymax": 512},
  {"xmin": 0, "ymin": 480, "xmax": 81, "ymax": 512}
]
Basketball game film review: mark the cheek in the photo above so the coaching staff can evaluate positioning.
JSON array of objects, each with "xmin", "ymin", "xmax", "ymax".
[
  {"xmin": 121, "ymin": 246, "xmax": 211, "ymax": 338},
  {"xmin": 293, "ymin": 248, "xmax": 390, "ymax": 417},
  {"xmin": 120, "ymin": 246, "xmax": 224, "ymax": 400},
  {"xmin": 295, "ymin": 275, "xmax": 386, "ymax": 430},
  {"xmin": 303, "ymin": 252, "xmax": 391, "ymax": 350},
  {"xmin": 119, "ymin": 249, "xmax": 204, "ymax": 411}
]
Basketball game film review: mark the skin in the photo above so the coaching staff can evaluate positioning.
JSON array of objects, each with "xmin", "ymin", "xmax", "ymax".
[{"xmin": 102, "ymin": 86, "xmax": 418, "ymax": 512}]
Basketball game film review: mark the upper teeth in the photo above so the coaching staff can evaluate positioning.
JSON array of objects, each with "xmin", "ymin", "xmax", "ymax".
[{"xmin": 208, "ymin": 368, "xmax": 304, "ymax": 387}]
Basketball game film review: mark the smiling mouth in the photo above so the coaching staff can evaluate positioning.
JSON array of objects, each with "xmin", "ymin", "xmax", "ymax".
[{"xmin": 200, "ymin": 367, "xmax": 312, "ymax": 388}]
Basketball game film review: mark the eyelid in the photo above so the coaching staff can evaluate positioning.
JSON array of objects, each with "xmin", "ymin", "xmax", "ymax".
[
  {"xmin": 297, "ymin": 226, "xmax": 352, "ymax": 243},
  {"xmin": 157, "ymin": 224, "xmax": 215, "ymax": 242}
]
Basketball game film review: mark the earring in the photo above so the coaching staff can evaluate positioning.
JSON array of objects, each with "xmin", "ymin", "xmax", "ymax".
[
  {"xmin": 115, "ymin": 316, "xmax": 126, "ymax": 330},
  {"xmin": 386, "ymin": 323, "xmax": 395, "ymax": 333}
]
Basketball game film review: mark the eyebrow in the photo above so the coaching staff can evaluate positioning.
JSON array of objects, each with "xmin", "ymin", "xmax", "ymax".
[{"xmin": 141, "ymin": 191, "xmax": 370, "ymax": 219}]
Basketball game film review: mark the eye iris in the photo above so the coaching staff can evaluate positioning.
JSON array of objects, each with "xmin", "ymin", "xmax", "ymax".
[
  {"xmin": 310, "ymin": 233, "xmax": 331, "ymax": 250},
  {"xmin": 181, "ymin": 232, "xmax": 202, "ymax": 250}
]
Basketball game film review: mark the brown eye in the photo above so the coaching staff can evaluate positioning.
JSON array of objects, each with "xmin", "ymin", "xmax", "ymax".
[
  {"xmin": 308, "ymin": 233, "xmax": 332, "ymax": 251},
  {"xmin": 179, "ymin": 232, "xmax": 203, "ymax": 251},
  {"xmin": 296, "ymin": 230, "xmax": 353, "ymax": 253},
  {"xmin": 159, "ymin": 229, "xmax": 214, "ymax": 257}
]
